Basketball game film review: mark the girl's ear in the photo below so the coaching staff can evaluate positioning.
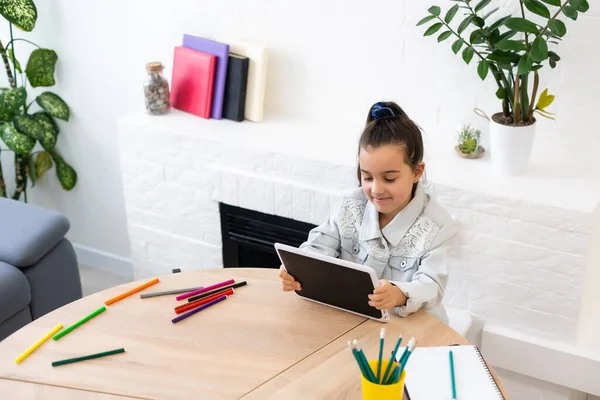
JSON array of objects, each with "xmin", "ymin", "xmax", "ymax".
[{"xmin": 414, "ymin": 162, "xmax": 425, "ymax": 182}]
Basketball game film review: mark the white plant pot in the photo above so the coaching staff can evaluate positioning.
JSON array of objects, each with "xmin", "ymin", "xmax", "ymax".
[{"xmin": 489, "ymin": 115, "xmax": 536, "ymax": 175}]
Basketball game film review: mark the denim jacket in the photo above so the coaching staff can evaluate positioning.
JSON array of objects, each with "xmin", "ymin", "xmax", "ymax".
[{"xmin": 299, "ymin": 182, "xmax": 457, "ymax": 323}]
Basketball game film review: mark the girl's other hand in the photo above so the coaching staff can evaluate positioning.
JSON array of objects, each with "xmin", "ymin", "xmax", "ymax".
[{"xmin": 278, "ymin": 265, "xmax": 302, "ymax": 291}]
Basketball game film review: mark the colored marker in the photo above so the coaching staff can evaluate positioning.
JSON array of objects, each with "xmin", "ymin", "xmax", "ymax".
[
  {"xmin": 105, "ymin": 278, "xmax": 160, "ymax": 306},
  {"xmin": 176, "ymin": 279, "xmax": 234, "ymax": 301},
  {"xmin": 140, "ymin": 286, "xmax": 203, "ymax": 298},
  {"xmin": 15, "ymin": 324, "xmax": 63, "ymax": 363},
  {"xmin": 175, "ymin": 288, "xmax": 234, "ymax": 314},
  {"xmin": 53, "ymin": 306, "xmax": 106, "ymax": 341},
  {"xmin": 172, "ymin": 295, "xmax": 227, "ymax": 323},
  {"xmin": 187, "ymin": 281, "xmax": 247, "ymax": 302},
  {"xmin": 52, "ymin": 348, "xmax": 125, "ymax": 367}
]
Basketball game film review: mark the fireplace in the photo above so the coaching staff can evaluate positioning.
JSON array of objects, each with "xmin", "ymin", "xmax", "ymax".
[{"xmin": 219, "ymin": 203, "xmax": 317, "ymax": 269}]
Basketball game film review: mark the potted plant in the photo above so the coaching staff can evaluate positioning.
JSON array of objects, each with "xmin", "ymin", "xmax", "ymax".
[
  {"xmin": 456, "ymin": 124, "xmax": 484, "ymax": 159},
  {"xmin": 0, "ymin": 0, "xmax": 76, "ymax": 201},
  {"xmin": 417, "ymin": 0, "xmax": 589, "ymax": 175}
]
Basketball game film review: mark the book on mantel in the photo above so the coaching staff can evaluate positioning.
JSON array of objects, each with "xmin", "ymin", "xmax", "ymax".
[{"xmin": 222, "ymin": 53, "xmax": 249, "ymax": 122}]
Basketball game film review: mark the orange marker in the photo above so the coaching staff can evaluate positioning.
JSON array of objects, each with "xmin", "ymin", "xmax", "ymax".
[
  {"xmin": 175, "ymin": 288, "xmax": 234, "ymax": 314},
  {"xmin": 105, "ymin": 278, "xmax": 160, "ymax": 306}
]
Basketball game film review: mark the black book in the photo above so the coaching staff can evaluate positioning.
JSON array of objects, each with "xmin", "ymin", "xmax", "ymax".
[{"xmin": 223, "ymin": 53, "xmax": 249, "ymax": 122}]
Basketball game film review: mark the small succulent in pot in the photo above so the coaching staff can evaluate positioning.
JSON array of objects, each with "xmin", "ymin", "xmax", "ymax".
[{"xmin": 456, "ymin": 124, "xmax": 484, "ymax": 159}]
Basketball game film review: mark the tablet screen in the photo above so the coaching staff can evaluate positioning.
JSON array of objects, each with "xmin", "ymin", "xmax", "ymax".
[{"xmin": 278, "ymin": 249, "xmax": 383, "ymax": 319}]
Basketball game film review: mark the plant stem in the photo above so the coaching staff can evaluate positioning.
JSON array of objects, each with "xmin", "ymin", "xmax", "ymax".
[
  {"xmin": 0, "ymin": 148, "xmax": 6, "ymax": 198},
  {"xmin": 519, "ymin": 1, "xmax": 530, "ymax": 47},
  {"xmin": 437, "ymin": 17, "xmax": 488, "ymax": 63},
  {"xmin": 520, "ymin": 73, "xmax": 530, "ymax": 122},
  {"xmin": 536, "ymin": 1, "xmax": 570, "ymax": 39},
  {"xmin": 514, "ymin": 75, "xmax": 521, "ymax": 123},
  {"xmin": 5, "ymin": 38, "xmax": 41, "ymax": 49},
  {"xmin": 9, "ymin": 24, "xmax": 16, "ymax": 87},
  {"xmin": 529, "ymin": 71, "xmax": 539, "ymax": 122},
  {"xmin": 11, "ymin": 153, "xmax": 27, "ymax": 201},
  {"xmin": 0, "ymin": 40, "xmax": 16, "ymax": 89}
]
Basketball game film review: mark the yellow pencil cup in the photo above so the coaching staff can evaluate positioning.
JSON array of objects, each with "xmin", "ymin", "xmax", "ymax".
[{"xmin": 361, "ymin": 360, "xmax": 406, "ymax": 400}]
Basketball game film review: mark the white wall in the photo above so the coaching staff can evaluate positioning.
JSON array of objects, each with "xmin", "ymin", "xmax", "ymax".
[{"xmin": 1, "ymin": 0, "xmax": 599, "ymax": 267}]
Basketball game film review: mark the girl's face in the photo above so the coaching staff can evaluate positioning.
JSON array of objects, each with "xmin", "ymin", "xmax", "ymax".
[{"xmin": 359, "ymin": 144, "xmax": 424, "ymax": 221}]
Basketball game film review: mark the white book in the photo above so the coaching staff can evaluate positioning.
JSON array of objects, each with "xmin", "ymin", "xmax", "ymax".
[
  {"xmin": 396, "ymin": 345, "xmax": 505, "ymax": 400},
  {"xmin": 215, "ymin": 37, "xmax": 268, "ymax": 123}
]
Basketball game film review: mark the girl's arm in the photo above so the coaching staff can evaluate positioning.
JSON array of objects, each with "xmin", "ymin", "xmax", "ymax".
[{"xmin": 299, "ymin": 217, "xmax": 342, "ymax": 258}]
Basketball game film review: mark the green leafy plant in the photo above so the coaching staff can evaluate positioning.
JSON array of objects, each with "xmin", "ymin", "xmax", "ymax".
[
  {"xmin": 0, "ymin": 0, "xmax": 76, "ymax": 200},
  {"xmin": 456, "ymin": 124, "xmax": 482, "ymax": 154},
  {"xmin": 418, "ymin": 0, "xmax": 589, "ymax": 126}
]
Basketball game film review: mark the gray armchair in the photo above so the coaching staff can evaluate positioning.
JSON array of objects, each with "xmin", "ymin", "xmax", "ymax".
[{"xmin": 0, "ymin": 197, "xmax": 82, "ymax": 341}]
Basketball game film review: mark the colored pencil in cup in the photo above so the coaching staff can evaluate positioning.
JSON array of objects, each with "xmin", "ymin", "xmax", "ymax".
[
  {"xmin": 187, "ymin": 281, "xmax": 247, "ymax": 302},
  {"xmin": 377, "ymin": 328, "xmax": 385, "ymax": 383},
  {"xmin": 348, "ymin": 341, "xmax": 368, "ymax": 379},
  {"xmin": 172, "ymin": 295, "xmax": 227, "ymax": 323},
  {"xmin": 15, "ymin": 324, "xmax": 63, "ymax": 364},
  {"xmin": 52, "ymin": 348, "xmax": 125, "ymax": 367},
  {"xmin": 381, "ymin": 334, "xmax": 402, "ymax": 384},
  {"xmin": 176, "ymin": 279, "xmax": 235, "ymax": 301},
  {"xmin": 105, "ymin": 278, "xmax": 160, "ymax": 306},
  {"xmin": 175, "ymin": 288, "xmax": 234, "ymax": 314},
  {"xmin": 140, "ymin": 286, "xmax": 203, "ymax": 298},
  {"xmin": 354, "ymin": 340, "xmax": 377, "ymax": 383},
  {"xmin": 449, "ymin": 350, "xmax": 457, "ymax": 399},
  {"xmin": 399, "ymin": 338, "xmax": 416, "ymax": 373},
  {"xmin": 53, "ymin": 306, "xmax": 106, "ymax": 341}
]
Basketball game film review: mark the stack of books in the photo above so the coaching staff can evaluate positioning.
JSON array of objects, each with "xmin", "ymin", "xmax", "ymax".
[{"xmin": 170, "ymin": 34, "xmax": 268, "ymax": 122}]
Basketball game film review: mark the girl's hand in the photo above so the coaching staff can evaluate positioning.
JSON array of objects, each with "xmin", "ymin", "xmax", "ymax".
[
  {"xmin": 368, "ymin": 280, "xmax": 407, "ymax": 310},
  {"xmin": 278, "ymin": 265, "xmax": 302, "ymax": 291}
]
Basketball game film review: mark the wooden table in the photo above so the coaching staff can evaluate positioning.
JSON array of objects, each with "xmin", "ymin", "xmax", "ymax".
[{"xmin": 0, "ymin": 268, "xmax": 509, "ymax": 399}]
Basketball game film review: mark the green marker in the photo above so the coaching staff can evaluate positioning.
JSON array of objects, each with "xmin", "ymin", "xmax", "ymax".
[{"xmin": 53, "ymin": 306, "xmax": 106, "ymax": 340}]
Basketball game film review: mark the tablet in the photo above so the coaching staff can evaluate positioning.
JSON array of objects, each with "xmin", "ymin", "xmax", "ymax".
[{"xmin": 274, "ymin": 243, "xmax": 390, "ymax": 322}]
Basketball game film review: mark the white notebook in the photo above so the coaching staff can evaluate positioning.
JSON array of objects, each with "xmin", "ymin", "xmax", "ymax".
[{"xmin": 396, "ymin": 345, "xmax": 505, "ymax": 400}]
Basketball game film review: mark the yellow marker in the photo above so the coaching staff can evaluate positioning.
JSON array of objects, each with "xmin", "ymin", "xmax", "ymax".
[{"xmin": 15, "ymin": 324, "xmax": 63, "ymax": 364}]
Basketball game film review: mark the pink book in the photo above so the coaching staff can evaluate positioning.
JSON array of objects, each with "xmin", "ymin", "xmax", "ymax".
[{"xmin": 170, "ymin": 46, "xmax": 216, "ymax": 119}]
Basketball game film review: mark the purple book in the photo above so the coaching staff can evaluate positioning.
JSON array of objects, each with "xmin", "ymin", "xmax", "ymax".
[{"xmin": 182, "ymin": 34, "xmax": 229, "ymax": 119}]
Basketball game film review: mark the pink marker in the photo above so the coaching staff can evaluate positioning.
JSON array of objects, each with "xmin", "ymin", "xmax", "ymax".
[{"xmin": 175, "ymin": 279, "xmax": 235, "ymax": 301}]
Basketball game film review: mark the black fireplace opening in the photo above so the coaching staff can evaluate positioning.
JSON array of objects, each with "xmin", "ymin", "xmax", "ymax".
[{"xmin": 219, "ymin": 203, "xmax": 317, "ymax": 269}]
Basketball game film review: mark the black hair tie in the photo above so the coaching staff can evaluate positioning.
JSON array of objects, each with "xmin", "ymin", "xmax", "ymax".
[{"xmin": 371, "ymin": 102, "xmax": 395, "ymax": 120}]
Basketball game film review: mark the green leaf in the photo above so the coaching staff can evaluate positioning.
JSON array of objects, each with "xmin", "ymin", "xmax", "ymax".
[
  {"xmin": 438, "ymin": 31, "xmax": 453, "ymax": 42},
  {"xmin": 495, "ymin": 39, "xmax": 527, "ymax": 51},
  {"xmin": 7, "ymin": 49, "xmax": 21, "ymax": 74},
  {"xmin": 33, "ymin": 111, "xmax": 59, "ymax": 137},
  {"xmin": 35, "ymin": 151, "xmax": 53, "ymax": 180},
  {"xmin": 462, "ymin": 46, "xmax": 475, "ymax": 64},
  {"xmin": 27, "ymin": 152, "xmax": 36, "ymax": 187},
  {"xmin": 0, "ymin": 122, "xmax": 34, "ymax": 153},
  {"xmin": 483, "ymin": 7, "xmax": 499, "ymax": 20},
  {"xmin": 548, "ymin": 50, "xmax": 561, "ymax": 68},
  {"xmin": 451, "ymin": 38, "xmax": 465, "ymax": 54},
  {"xmin": 428, "ymin": 6, "xmax": 441, "ymax": 16},
  {"xmin": 496, "ymin": 87, "xmax": 506, "ymax": 99},
  {"xmin": 548, "ymin": 19, "xmax": 567, "ymax": 36},
  {"xmin": 531, "ymin": 37, "xmax": 549, "ymax": 62},
  {"xmin": 487, "ymin": 50, "xmax": 522, "ymax": 64},
  {"xmin": 498, "ymin": 30, "xmax": 518, "ymax": 42},
  {"xmin": 562, "ymin": 5, "xmax": 578, "ymax": 20},
  {"xmin": 0, "ymin": 0, "xmax": 37, "ymax": 32},
  {"xmin": 26, "ymin": 48, "xmax": 57, "ymax": 88},
  {"xmin": 51, "ymin": 151, "xmax": 77, "ymax": 191},
  {"xmin": 470, "ymin": 29, "xmax": 486, "ymax": 44},
  {"xmin": 417, "ymin": 15, "xmax": 437, "ymax": 26},
  {"xmin": 424, "ymin": 22, "xmax": 443, "ymax": 36},
  {"xmin": 540, "ymin": 0, "xmax": 561, "ymax": 5},
  {"xmin": 505, "ymin": 18, "xmax": 539, "ymax": 34},
  {"xmin": 13, "ymin": 114, "xmax": 56, "ymax": 149},
  {"xmin": 524, "ymin": 0, "xmax": 551, "ymax": 18},
  {"xmin": 531, "ymin": 64, "xmax": 543, "ymax": 71},
  {"xmin": 445, "ymin": 4, "xmax": 459, "ymax": 24},
  {"xmin": 474, "ymin": 0, "xmax": 492, "ymax": 12},
  {"xmin": 457, "ymin": 16, "xmax": 474, "ymax": 34},
  {"xmin": 473, "ymin": 16, "xmax": 485, "ymax": 27},
  {"xmin": 0, "ymin": 87, "xmax": 26, "ymax": 114},
  {"xmin": 517, "ymin": 53, "xmax": 533, "ymax": 75},
  {"xmin": 569, "ymin": 0, "xmax": 589, "ymax": 12},
  {"xmin": 477, "ymin": 60, "xmax": 489, "ymax": 80},
  {"xmin": 36, "ymin": 92, "xmax": 70, "ymax": 121},
  {"xmin": 489, "ymin": 15, "xmax": 511, "ymax": 32}
]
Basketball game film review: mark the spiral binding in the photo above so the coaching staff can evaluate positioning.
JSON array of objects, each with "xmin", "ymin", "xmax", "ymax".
[{"xmin": 473, "ymin": 346, "xmax": 505, "ymax": 399}]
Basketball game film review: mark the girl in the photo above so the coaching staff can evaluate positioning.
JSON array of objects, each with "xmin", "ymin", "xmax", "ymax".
[{"xmin": 278, "ymin": 101, "xmax": 457, "ymax": 323}]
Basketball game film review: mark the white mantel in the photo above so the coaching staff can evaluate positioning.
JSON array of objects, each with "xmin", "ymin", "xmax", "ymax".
[{"xmin": 117, "ymin": 109, "xmax": 600, "ymax": 398}]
